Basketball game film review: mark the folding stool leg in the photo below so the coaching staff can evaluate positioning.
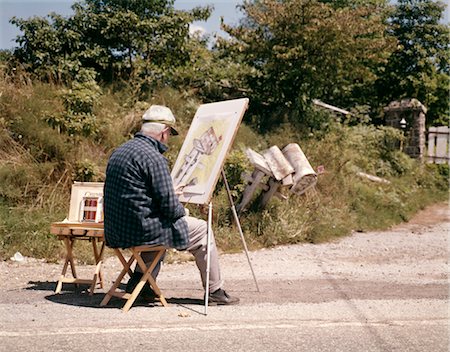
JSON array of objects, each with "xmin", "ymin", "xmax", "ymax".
[
  {"xmin": 122, "ymin": 247, "xmax": 167, "ymax": 312},
  {"xmin": 114, "ymin": 247, "xmax": 134, "ymax": 277},
  {"xmin": 100, "ymin": 249, "xmax": 135, "ymax": 307},
  {"xmin": 89, "ymin": 239, "xmax": 105, "ymax": 295},
  {"xmin": 66, "ymin": 237, "xmax": 78, "ymax": 279},
  {"xmin": 135, "ymin": 248, "xmax": 167, "ymax": 304},
  {"xmin": 55, "ymin": 237, "xmax": 76, "ymax": 293},
  {"xmin": 96, "ymin": 241, "xmax": 106, "ymax": 287}
]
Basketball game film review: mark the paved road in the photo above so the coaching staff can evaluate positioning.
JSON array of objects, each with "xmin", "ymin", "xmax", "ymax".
[{"xmin": 0, "ymin": 204, "xmax": 448, "ymax": 352}]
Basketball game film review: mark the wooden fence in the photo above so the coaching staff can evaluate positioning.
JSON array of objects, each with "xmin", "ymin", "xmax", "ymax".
[{"xmin": 427, "ymin": 126, "xmax": 449, "ymax": 164}]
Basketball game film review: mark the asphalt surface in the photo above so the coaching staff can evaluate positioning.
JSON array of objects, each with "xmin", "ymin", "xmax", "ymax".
[{"xmin": 0, "ymin": 203, "xmax": 448, "ymax": 352}]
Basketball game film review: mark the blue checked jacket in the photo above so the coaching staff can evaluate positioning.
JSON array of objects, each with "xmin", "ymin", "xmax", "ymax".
[{"xmin": 103, "ymin": 132, "xmax": 189, "ymax": 250}]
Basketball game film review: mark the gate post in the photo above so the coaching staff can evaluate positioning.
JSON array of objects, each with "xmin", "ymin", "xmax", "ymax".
[{"xmin": 384, "ymin": 99, "xmax": 427, "ymax": 161}]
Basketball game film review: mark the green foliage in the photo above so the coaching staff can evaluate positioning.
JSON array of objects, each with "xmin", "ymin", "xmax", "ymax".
[
  {"xmin": 0, "ymin": 78, "xmax": 70, "ymax": 162},
  {"xmin": 62, "ymin": 69, "xmax": 101, "ymax": 113},
  {"xmin": 45, "ymin": 69, "xmax": 101, "ymax": 137},
  {"xmin": 10, "ymin": 0, "xmax": 212, "ymax": 86},
  {"xmin": 420, "ymin": 163, "xmax": 449, "ymax": 190},
  {"xmin": 302, "ymin": 126, "xmax": 447, "ymax": 235},
  {"xmin": 234, "ymin": 122, "xmax": 268, "ymax": 150},
  {"xmin": 10, "ymin": 12, "xmax": 87, "ymax": 83},
  {"xmin": 0, "ymin": 199, "xmax": 66, "ymax": 261},
  {"xmin": 320, "ymin": 0, "xmax": 389, "ymax": 7},
  {"xmin": 434, "ymin": 163, "xmax": 449, "ymax": 180},
  {"xmin": 6, "ymin": 0, "xmax": 448, "ymax": 131},
  {"xmin": 0, "ymin": 162, "xmax": 49, "ymax": 202},
  {"xmin": 314, "ymin": 124, "xmax": 411, "ymax": 177},
  {"xmin": 219, "ymin": 0, "xmax": 394, "ymax": 130},
  {"xmin": 45, "ymin": 111, "xmax": 98, "ymax": 137},
  {"xmin": 213, "ymin": 120, "xmax": 447, "ymax": 248},
  {"xmin": 169, "ymin": 39, "xmax": 253, "ymax": 103},
  {"xmin": 375, "ymin": 0, "xmax": 450, "ymax": 126},
  {"xmin": 215, "ymin": 148, "xmax": 251, "ymax": 200},
  {"xmin": 72, "ymin": 159, "xmax": 99, "ymax": 182}
]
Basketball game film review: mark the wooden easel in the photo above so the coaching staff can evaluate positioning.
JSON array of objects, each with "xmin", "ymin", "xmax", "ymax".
[
  {"xmin": 203, "ymin": 169, "xmax": 260, "ymax": 315},
  {"xmin": 168, "ymin": 98, "xmax": 256, "ymax": 314}
]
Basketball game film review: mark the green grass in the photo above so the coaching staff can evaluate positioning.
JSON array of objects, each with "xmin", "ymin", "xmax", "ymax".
[
  {"xmin": 0, "ymin": 76, "xmax": 448, "ymax": 263},
  {"xmin": 0, "ymin": 200, "xmax": 65, "ymax": 261}
]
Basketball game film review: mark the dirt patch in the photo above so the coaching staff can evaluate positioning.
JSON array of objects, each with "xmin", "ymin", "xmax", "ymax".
[{"xmin": 396, "ymin": 201, "xmax": 449, "ymax": 227}]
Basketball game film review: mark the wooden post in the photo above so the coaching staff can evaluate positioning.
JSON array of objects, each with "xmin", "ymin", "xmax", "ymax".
[
  {"xmin": 236, "ymin": 169, "xmax": 266, "ymax": 213},
  {"xmin": 239, "ymin": 144, "xmax": 317, "ymax": 210},
  {"xmin": 259, "ymin": 178, "xmax": 281, "ymax": 209}
]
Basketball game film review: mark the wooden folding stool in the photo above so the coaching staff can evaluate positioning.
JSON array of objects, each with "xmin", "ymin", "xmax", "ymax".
[{"xmin": 100, "ymin": 245, "xmax": 167, "ymax": 312}]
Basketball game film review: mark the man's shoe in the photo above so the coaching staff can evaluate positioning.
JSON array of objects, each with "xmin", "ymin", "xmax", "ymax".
[
  {"xmin": 125, "ymin": 271, "xmax": 156, "ymax": 301},
  {"xmin": 208, "ymin": 289, "xmax": 240, "ymax": 305}
]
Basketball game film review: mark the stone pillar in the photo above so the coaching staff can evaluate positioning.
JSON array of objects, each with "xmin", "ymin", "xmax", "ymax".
[{"xmin": 383, "ymin": 99, "xmax": 427, "ymax": 161}]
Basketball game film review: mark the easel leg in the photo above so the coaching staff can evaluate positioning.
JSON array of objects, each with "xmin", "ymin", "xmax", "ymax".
[
  {"xmin": 221, "ymin": 169, "xmax": 260, "ymax": 292},
  {"xmin": 204, "ymin": 201, "xmax": 213, "ymax": 315}
]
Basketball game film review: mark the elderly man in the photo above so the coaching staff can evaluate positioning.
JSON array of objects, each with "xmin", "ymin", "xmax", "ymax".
[{"xmin": 103, "ymin": 105, "xmax": 239, "ymax": 305}]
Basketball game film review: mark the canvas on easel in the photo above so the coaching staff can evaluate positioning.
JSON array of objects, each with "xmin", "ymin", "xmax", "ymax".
[{"xmin": 171, "ymin": 98, "xmax": 249, "ymax": 204}]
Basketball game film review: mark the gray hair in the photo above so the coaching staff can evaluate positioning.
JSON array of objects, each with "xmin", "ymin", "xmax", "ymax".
[{"xmin": 140, "ymin": 122, "xmax": 166, "ymax": 136}]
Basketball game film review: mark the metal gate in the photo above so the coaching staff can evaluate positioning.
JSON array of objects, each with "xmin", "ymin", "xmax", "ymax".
[{"xmin": 427, "ymin": 126, "xmax": 449, "ymax": 164}]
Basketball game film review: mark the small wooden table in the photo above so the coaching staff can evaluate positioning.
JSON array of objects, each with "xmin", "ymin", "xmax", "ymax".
[{"xmin": 50, "ymin": 222, "xmax": 105, "ymax": 295}]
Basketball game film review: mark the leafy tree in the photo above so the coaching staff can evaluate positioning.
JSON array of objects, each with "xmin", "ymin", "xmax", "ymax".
[
  {"xmin": 168, "ymin": 36, "xmax": 253, "ymax": 103},
  {"xmin": 10, "ymin": 13, "xmax": 84, "ymax": 83},
  {"xmin": 375, "ymin": 0, "xmax": 450, "ymax": 126},
  {"xmin": 10, "ymin": 0, "xmax": 211, "ymax": 84},
  {"xmin": 219, "ymin": 0, "xmax": 395, "ymax": 130}
]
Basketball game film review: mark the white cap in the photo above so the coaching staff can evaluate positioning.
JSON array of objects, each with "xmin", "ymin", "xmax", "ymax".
[{"xmin": 142, "ymin": 105, "xmax": 178, "ymax": 135}]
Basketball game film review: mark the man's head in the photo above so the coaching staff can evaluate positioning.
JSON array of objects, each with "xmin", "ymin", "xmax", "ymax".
[
  {"xmin": 142, "ymin": 105, "xmax": 178, "ymax": 135},
  {"xmin": 140, "ymin": 105, "xmax": 179, "ymax": 144}
]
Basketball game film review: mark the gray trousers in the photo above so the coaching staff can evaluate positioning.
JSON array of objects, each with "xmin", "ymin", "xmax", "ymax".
[{"xmin": 138, "ymin": 216, "xmax": 223, "ymax": 293}]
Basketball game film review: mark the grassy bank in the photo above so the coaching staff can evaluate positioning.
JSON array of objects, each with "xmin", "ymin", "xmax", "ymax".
[{"xmin": 0, "ymin": 77, "xmax": 448, "ymax": 263}]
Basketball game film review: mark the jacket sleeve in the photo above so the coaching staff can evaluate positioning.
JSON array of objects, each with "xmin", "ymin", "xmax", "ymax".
[{"xmin": 149, "ymin": 158, "xmax": 186, "ymax": 220}]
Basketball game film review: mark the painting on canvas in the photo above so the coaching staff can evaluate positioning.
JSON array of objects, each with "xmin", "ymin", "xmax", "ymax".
[
  {"xmin": 171, "ymin": 98, "xmax": 249, "ymax": 204},
  {"xmin": 68, "ymin": 182, "xmax": 104, "ymax": 223}
]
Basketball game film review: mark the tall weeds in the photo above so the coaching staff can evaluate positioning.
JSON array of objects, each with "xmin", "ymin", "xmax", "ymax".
[{"xmin": 0, "ymin": 74, "xmax": 447, "ymax": 262}]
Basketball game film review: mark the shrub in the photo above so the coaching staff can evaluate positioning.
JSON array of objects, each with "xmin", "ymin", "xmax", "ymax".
[
  {"xmin": 72, "ymin": 160, "xmax": 99, "ymax": 182},
  {"xmin": 45, "ymin": 69, "xmax": 101, "ymax": 137}
]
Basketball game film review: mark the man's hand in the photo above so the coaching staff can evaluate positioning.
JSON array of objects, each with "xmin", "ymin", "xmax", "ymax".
[
  {"xmin": 174, "ymin": 184, "xmax": 189, "ymax": 216},
  {"xmin": 174, "ymin": 184, "xmax": 185, "ymax": 197}
]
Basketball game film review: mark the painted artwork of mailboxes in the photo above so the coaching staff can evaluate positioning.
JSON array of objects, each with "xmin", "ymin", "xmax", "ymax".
[{"xmin": 171, "ymin": 98, "xmax": 249, "ymax": 205}]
